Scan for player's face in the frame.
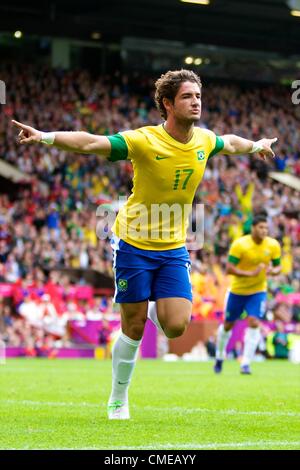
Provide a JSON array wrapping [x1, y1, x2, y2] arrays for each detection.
[[252, 222, 268, 240], [172, 81, 202, 123]]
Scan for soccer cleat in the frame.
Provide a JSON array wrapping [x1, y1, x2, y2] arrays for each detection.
[[107, 400, 130, 420], [240, 365, 252, 375], [213, 359, 223, 374]]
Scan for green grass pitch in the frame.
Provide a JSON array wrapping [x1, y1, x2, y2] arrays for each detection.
[[0, 359, 299, 450]]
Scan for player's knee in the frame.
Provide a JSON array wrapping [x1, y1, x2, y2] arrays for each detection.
[[126, 318, 147, 340], [248, 317, 259, 328], [224, 321, 234, 331], [164, 320, 188, 339]]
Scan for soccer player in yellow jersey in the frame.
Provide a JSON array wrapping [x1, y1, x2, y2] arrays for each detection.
[[214, 212, 281, 375], [12, 69, 277, 419]]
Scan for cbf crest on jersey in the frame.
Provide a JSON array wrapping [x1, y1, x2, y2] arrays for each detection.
[[118, 279, 128, 291], [197, 150, 205, 161]]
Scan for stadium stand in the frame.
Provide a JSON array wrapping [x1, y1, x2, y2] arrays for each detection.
[[0, 64, 299, 355]]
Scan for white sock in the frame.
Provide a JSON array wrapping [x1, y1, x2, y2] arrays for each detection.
[[241, 328, 261, 367], [216, 324, 232, 360], [109, 332, 141, 404], [147, 301, 164, 333]]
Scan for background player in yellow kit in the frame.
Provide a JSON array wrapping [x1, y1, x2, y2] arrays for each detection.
[[214, 212, 281, 375], [12, 69, 277, 419]]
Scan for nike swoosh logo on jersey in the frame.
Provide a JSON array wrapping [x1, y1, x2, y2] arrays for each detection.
[[156, 155, 170, 160]]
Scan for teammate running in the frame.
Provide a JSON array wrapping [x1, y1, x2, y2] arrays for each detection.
[[214, 212, 281, 375]]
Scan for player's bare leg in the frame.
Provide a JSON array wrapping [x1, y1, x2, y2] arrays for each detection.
[[240, 316, 260, 375], [108, 301, 148, 420], [156, 297, 192, 338], [214, 321, 235, 373]]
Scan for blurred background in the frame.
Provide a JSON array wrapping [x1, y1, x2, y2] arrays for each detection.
[[0, 0, 299, 362]]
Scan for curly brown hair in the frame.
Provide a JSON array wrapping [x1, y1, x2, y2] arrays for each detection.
[[154, 69, 202, 120]]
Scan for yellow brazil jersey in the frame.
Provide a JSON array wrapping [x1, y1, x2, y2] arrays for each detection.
[[107, 124, 224, 250], [235, 182, 254, 214], [228, 234, 281, 295]]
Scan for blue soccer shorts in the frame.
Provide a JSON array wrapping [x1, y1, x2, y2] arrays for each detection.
[[224, 291, 267, 322], [111, 236, 192, 303]]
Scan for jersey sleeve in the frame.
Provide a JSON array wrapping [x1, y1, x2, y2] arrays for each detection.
[[202, 129, 224, 160], [107, 129, 145, 162], [271, 240, 281, 266], [107, 133, 128, 162], [228, 239, 243, 265]]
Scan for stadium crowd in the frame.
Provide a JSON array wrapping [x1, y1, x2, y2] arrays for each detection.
[[0, 64, 299, 350]]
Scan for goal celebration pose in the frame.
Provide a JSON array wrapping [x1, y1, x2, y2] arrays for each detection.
[[13, 69, 277, 419]]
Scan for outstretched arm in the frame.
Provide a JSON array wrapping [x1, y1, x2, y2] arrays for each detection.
[[12, 120, 111, 157], [221, 134, 277, 160]]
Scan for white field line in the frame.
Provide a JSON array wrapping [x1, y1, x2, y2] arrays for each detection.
[[7, 440, 300, 450], [142, 405, 300, 418], [0, 399, 300, 418], [1, 399, 99, 408], [118, 440, 300, 450]]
